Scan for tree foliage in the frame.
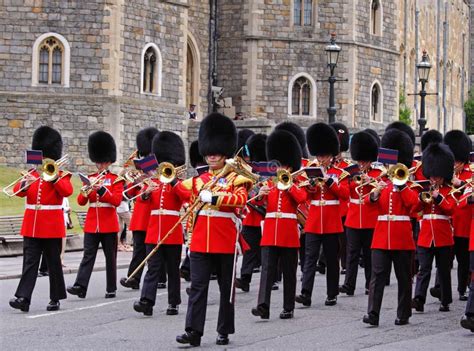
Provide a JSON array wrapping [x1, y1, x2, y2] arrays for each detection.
[[399, 86, 412, 126]]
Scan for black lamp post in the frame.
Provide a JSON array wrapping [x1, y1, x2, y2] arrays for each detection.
[[325, 34, 342, 123], [416, 50, 432, 136]]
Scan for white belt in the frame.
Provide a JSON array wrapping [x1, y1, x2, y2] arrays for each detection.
[[199, 210, 237, 220], [25, 204, 62, 210], [422, 214, 450, 221], [349, 198, 364, 205], [310, 200, 340, 206], [377, 215, 410, 222], [265, 212, 297, 220], [150, 209, 180, 216], [89, 203, 114, 208]]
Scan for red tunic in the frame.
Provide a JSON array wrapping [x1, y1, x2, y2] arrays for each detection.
[[304, 166, 349, 234], [451, 166, 472, 238], [145, 180, 186, 245], [333, 158, 351, 218], [458, 189, 474, 251], [15, 170, 73, 238], [77, 171, 124, 233], [260, 181, 307, 248], [345, 168, 383, 229], [126, 183, 152, 232], [242, 196, 266, 227], [369, 183, 418, 250], [175, 169, 252, 254], [414, 185, 455, 248]]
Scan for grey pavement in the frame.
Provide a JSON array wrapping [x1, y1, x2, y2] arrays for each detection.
[[0, 257, 473, 350]]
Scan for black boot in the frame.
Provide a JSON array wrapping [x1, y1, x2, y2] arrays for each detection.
[[325, 296, 337, 306], [176, 331, 201, 347], [133, 299, 153, 316], [362, 313, 379, 326], [46, 300, 60, 311], [251, 305, 270, 319], [411, 297, 424, 312], [157, 282, 166, 289], [439, 304, 450, 312], [295, 293, 312, 307], [67, 285, 86, 298], [430, 286, 441, 300], [395, 318, 409, 325], [166, 304, 179, 315], [460, 315, 474, 332], [459, 292, 468, 301], [235, 278, 250, 292], [180, 269, 191, 282], [279, 309, 294, 319], [105, 291, 116, 299], [216, 333, 229, 345], [9, 297, 30, 312], [339, 285, 354, 296], [120, 277, 139, 289]]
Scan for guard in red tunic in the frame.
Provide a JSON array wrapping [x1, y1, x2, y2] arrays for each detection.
[[340, 131, 381, 297], [363, 129, 418, 327], [67, 131, 124, 299], [175, 113, 253, 347], [439, 130, 472, 301], [120, 127, 159, 290], [251, 130, 307, 320], [330, 122, 351, 275], [133, 131, 187, 317], [275, 122, 310, 275], [412, 143, 455, 313], [236, 133, 267, 292], [459, 184, 474, 332], [180, 140, 207, 281], [296, 123, 349, 307], [9, 126, 73, 312]]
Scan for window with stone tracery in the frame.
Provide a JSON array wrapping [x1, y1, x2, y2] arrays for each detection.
[[294, 0, 313, 26], [143, 47, 157, 94], [38, 37, 64, 85], [291, 77, 311, 116]]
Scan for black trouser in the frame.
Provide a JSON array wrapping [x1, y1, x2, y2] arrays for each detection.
[[39, 254, 48, 273], [257, 246, 298, 312], [181, 249, 190, 273], [75, 233, 117, 293], [344, 228, 373, 291], [240, 226, 262, 283], [299, 232, 306, 273], [454, 237, 470, 295], [141, 244, 181, 305], [368, 249, 412, 320], [411, 219, 420, 275], [185, 252, 235, 336], [415, 245, 452, 305], [126, 231, 146, 281], [465, 252, 474, 316], [301, 233, 340, 298], [339, 217, 347, 270], [15, 237, 66, 302]]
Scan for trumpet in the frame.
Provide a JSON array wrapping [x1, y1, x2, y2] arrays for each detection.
[[80, 169, 108, 196], [2, 155, 69, 197]]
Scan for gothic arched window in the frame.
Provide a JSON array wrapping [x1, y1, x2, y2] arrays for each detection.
[[370, 0, 382, 36], [370, 82, 383, 122], [291, 77, 311, 116], [294, 0, 313, 26], [38, 37, 64, 85]]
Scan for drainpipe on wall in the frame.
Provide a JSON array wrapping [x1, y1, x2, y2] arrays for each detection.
[[403, 0, 407, 94], [414, 7, 419, 122], [208, 0, 218, 113], [443, 1, 448, 133], [436, 0, 441, 130]]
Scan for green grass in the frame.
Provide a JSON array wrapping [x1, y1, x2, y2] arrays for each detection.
[[0, 165, 87, 234]]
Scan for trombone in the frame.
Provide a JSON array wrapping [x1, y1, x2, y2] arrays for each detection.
[[114, 150, 142, 184], [276, 168, 308, 190], [80, 169, 108, 196], [2, 154, 69, 197], [125, 156, 258, 283]]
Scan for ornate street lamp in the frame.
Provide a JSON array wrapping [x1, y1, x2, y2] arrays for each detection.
[[416, 50, 432, 136], [324, 33, 343, 123]]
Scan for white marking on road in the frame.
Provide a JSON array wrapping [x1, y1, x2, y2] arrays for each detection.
[[27, 292, 168, 319]]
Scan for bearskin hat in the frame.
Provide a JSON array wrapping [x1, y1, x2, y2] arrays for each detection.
[[275, 121, 308, 158], [422, 142, 454, 181], [443, 130, 471, 163], [198, 113, 237, 158], [152, 131, 185, 166], [363, 128, 381, 146], [31, 126, 63, 161], [420, 129, 443, 152], [136, 127, 159, 157], [247, 133, 267, 162], [306, 122, 340, 157], [381, 129, 414, 168], [189, 140, 205, 168], [266, 130, 302, 171], [88, 131, 117, 163], [385, 121, 415, 145], [238, 129, 255, 150], [350, 131, 378, 162], [330, 122, 349, 152]]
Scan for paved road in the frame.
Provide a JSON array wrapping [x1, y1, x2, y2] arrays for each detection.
[[0, 261, 473, 350]]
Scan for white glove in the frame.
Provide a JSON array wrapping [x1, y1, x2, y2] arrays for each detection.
[[199, 190, 213, 203]]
